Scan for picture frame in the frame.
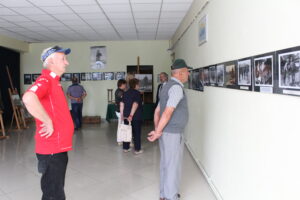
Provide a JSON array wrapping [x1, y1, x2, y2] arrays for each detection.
[[61, 73, 72, 82], [188, 70, 193, 89], [192, 68, 204, 91], [216, 64, 225, 87], [253, 52, 275, 93], [81, 73, 87, 81], [199, 14, 208, 46], [209, 65, 217, 86], [135, 74, 152, 92], [72, 73, 80, 83], [274, 46, 300, 96], [31, 74, 41, 82], [90, 46, 107, 70], [115, 72, 126, 80], [85, 72, 92, 81], [104, 72, 114, 80], [24, 74, 32, 85], [92, 72, 103, 81], [237, 57, 253, 91], [224, 61, 238, 89], [203, 67, 210, 86]]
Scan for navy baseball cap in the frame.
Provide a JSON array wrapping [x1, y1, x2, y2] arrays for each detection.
[[41, 46, 71, 62], [171, 59, 192, 70]]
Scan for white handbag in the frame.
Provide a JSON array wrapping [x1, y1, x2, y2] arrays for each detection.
[[117, 120, 132, 142]]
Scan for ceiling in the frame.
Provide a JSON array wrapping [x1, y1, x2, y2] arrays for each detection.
[[0, 0, 193, 43]]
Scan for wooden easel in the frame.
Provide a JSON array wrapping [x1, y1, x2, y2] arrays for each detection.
[[6, 66, 28, 130], [0, 109, 8, 140]]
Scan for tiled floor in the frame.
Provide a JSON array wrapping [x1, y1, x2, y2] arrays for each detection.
[[0, 121, 216, 200]]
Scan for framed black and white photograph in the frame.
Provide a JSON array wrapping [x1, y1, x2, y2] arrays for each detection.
[[104, 72, 114, 80], [90, 46, 107, 70], [209, 65, 216, 86], [192, 69, 204, 91], [24, 74, 32, 85], [92, 72, 103, 81], [254, 55, 273, 86], [216, 64, 224, 86], [61, 73, 72, 82], [237, 58, 252, 90], [135, 74, 152, 92], [32, 74, 41, 82], [72, 73, 80, 83], [115, 72, 126, 80], [199, 15, 208, 46], [238, 59, 252, 86], [188, 70, 193, 89], [274, 46, 300, 96], [278, 50, 300, 89], [85, 72, 92, 81], [224, 62, 237, 89], [203, 67, 210, 86], [253, 53, 274, 93], [81, 73, 86, 81]]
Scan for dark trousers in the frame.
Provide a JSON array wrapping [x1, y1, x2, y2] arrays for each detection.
[[36, 152, 68, 200], [123, 120, 142, 151], [71, 103, 83, 129]]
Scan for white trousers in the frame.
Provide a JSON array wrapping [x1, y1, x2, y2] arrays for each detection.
[[159, 132, 184, 200]]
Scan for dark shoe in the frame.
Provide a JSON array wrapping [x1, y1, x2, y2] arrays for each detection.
[[159, 194, 180, 200]]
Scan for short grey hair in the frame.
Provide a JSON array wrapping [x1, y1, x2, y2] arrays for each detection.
[[41, 47, 55, 68], [160, 72, 168, 79]]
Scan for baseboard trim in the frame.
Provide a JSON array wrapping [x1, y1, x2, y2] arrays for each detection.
[[185, 141, 224, 200]]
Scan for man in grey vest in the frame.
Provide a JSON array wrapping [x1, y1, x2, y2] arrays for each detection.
[[148, 59, 191, 200]]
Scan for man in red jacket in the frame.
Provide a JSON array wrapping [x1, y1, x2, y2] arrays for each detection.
[[23, 46, 74, 200]]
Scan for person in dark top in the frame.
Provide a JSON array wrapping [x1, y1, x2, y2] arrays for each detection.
[[115, 79, 127, 114], [67, 77, 87, 130], [120, 78, 143, 154], [155, 72, 168, 108]]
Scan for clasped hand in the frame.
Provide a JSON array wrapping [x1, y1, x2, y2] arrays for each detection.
[[147, 130, 162, 142]]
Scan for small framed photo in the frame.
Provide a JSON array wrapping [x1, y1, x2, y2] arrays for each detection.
[[72, 73, 80, 83], [188, 70, 193, 89], [192, 68, 204, 91], [224, 61, 238, 89], [81, 73, 86, 81], [61, 73, 72, 82], [86, 72, 92, 81], [92, 72, 103, 80], [274, 46, 300, 96], [115, 72, 126, 80], [199, 14, 208, 46], [237, 58, 252, 91], [216, 64, 225, 87], [209, 65, 217, 86], [32, 74, 41, 82], [24, 74, 32, 85], [104, 72, 114, 80], [253, 52, 274, 93], [203, 67, 210, 86]]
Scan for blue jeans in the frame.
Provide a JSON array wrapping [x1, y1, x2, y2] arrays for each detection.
[[71, 103, 83, 129], [36, 152, 68, 200]]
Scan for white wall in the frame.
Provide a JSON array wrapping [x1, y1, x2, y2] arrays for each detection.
[[173, 0, 300, 199], [21, 40, 171, 117]]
